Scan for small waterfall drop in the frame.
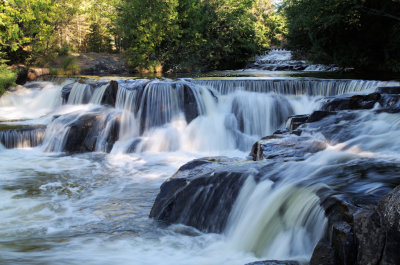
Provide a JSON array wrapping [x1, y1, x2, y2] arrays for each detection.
[[188, 78, 400, 96], [0, 128, 45, 148], [89, 84, 109, 105], [226, 177, 326, 260], [67, 83, 92, 104]]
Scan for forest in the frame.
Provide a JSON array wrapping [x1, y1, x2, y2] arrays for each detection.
[[1, 0, 400, 92]]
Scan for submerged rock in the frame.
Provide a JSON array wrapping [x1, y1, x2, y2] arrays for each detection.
[[250, 132, 326, 161]]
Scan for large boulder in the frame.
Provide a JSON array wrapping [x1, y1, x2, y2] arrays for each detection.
[[321, 93, 381, 111], [48, 110, 120, 153], [311, 185, 400, 265], [250, 132, 326, 161], [150, 157, 265, 233]]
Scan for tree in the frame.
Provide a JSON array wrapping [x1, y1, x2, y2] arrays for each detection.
[[283, 0, 400, 72]]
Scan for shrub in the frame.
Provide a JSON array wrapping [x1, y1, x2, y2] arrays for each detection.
[[0, 63, 16, 95]]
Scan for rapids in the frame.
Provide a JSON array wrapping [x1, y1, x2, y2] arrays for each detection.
[[0, 76, 399, 265]]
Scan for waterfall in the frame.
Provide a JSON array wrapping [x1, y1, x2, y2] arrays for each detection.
[[89, 83, 109, 105], [67, 83, 92, 104], [226, 177, 326, 260], [187, 78, 400, 96], [0, 127, 46, 148], [0, 81, 65, 120]]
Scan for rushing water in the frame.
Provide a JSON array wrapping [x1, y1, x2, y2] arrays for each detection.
[[0, 76, 399, 265]]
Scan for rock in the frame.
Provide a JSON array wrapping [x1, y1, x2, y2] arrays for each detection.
[[354, 206, 385, 265], [101, 80, 119, 107], [250, 133, 326, 161], [61, 83, 75, 103], [307, 111, 336, 123], [376, 86, 400, 94], [311, 185, 400, 265], [245, 260, 300, 265], [60, 111, 120, 153], [321, 93, 381, 111], [376, 185, 400, 265], [310, 240, 336, 265], [285, 114, 309, 130], [150, 157, 262, 233]]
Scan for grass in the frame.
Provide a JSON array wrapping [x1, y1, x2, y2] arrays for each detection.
[[0, 63, 16, 96]]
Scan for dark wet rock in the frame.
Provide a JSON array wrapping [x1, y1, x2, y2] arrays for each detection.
[[150, 157, 263, 233], [250, 133, 326, 161], [376, 86, 400, 94], [354, 206, 385, 265], [61, 83, 75, 103], [0, 126, 46, 148], [321, 93, 381, 111], [285, 114, 309, 130], [307, 111, 337, 123], [310, 240, 336, 265], [61, 111, 120, 153], [245, 260, 300, 265], [101, 80, 119, 107], [376, 185, 400, 265], [311, 185, 400, 265]]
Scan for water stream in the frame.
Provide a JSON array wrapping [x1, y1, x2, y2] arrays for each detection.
[[0, 76, 399, 264]]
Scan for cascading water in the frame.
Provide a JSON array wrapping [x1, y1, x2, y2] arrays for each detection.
[[89, 84, 109, 105], [0, 127, 45, 148], [0, 76, 399, 265], [67, 83, 92, 104], [187, 78, 398, 96]]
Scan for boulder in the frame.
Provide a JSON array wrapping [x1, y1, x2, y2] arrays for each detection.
[[309, 240, 336, 265], [101, 80, 119, 107], [250, 133, 326, 161], [376, 86, 400, 94], [59, 111, 120, 153], [150, 157, 263, 233], [307, 111, 336, 123], [321, 93, 381, 111], [376, 185, 400, 265], [311, 185, 400, 265], [285, 114, 309, 130]]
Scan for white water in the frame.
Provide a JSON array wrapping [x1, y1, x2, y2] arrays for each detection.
[[89, 84, 109, 104], [0, 78, 399, 265]]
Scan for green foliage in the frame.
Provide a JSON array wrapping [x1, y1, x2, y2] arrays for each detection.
[[0, 63, 16, 95], [118, 0, 283, 72], [283, 0, 400, 72], [85, 23, 113, 53]]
